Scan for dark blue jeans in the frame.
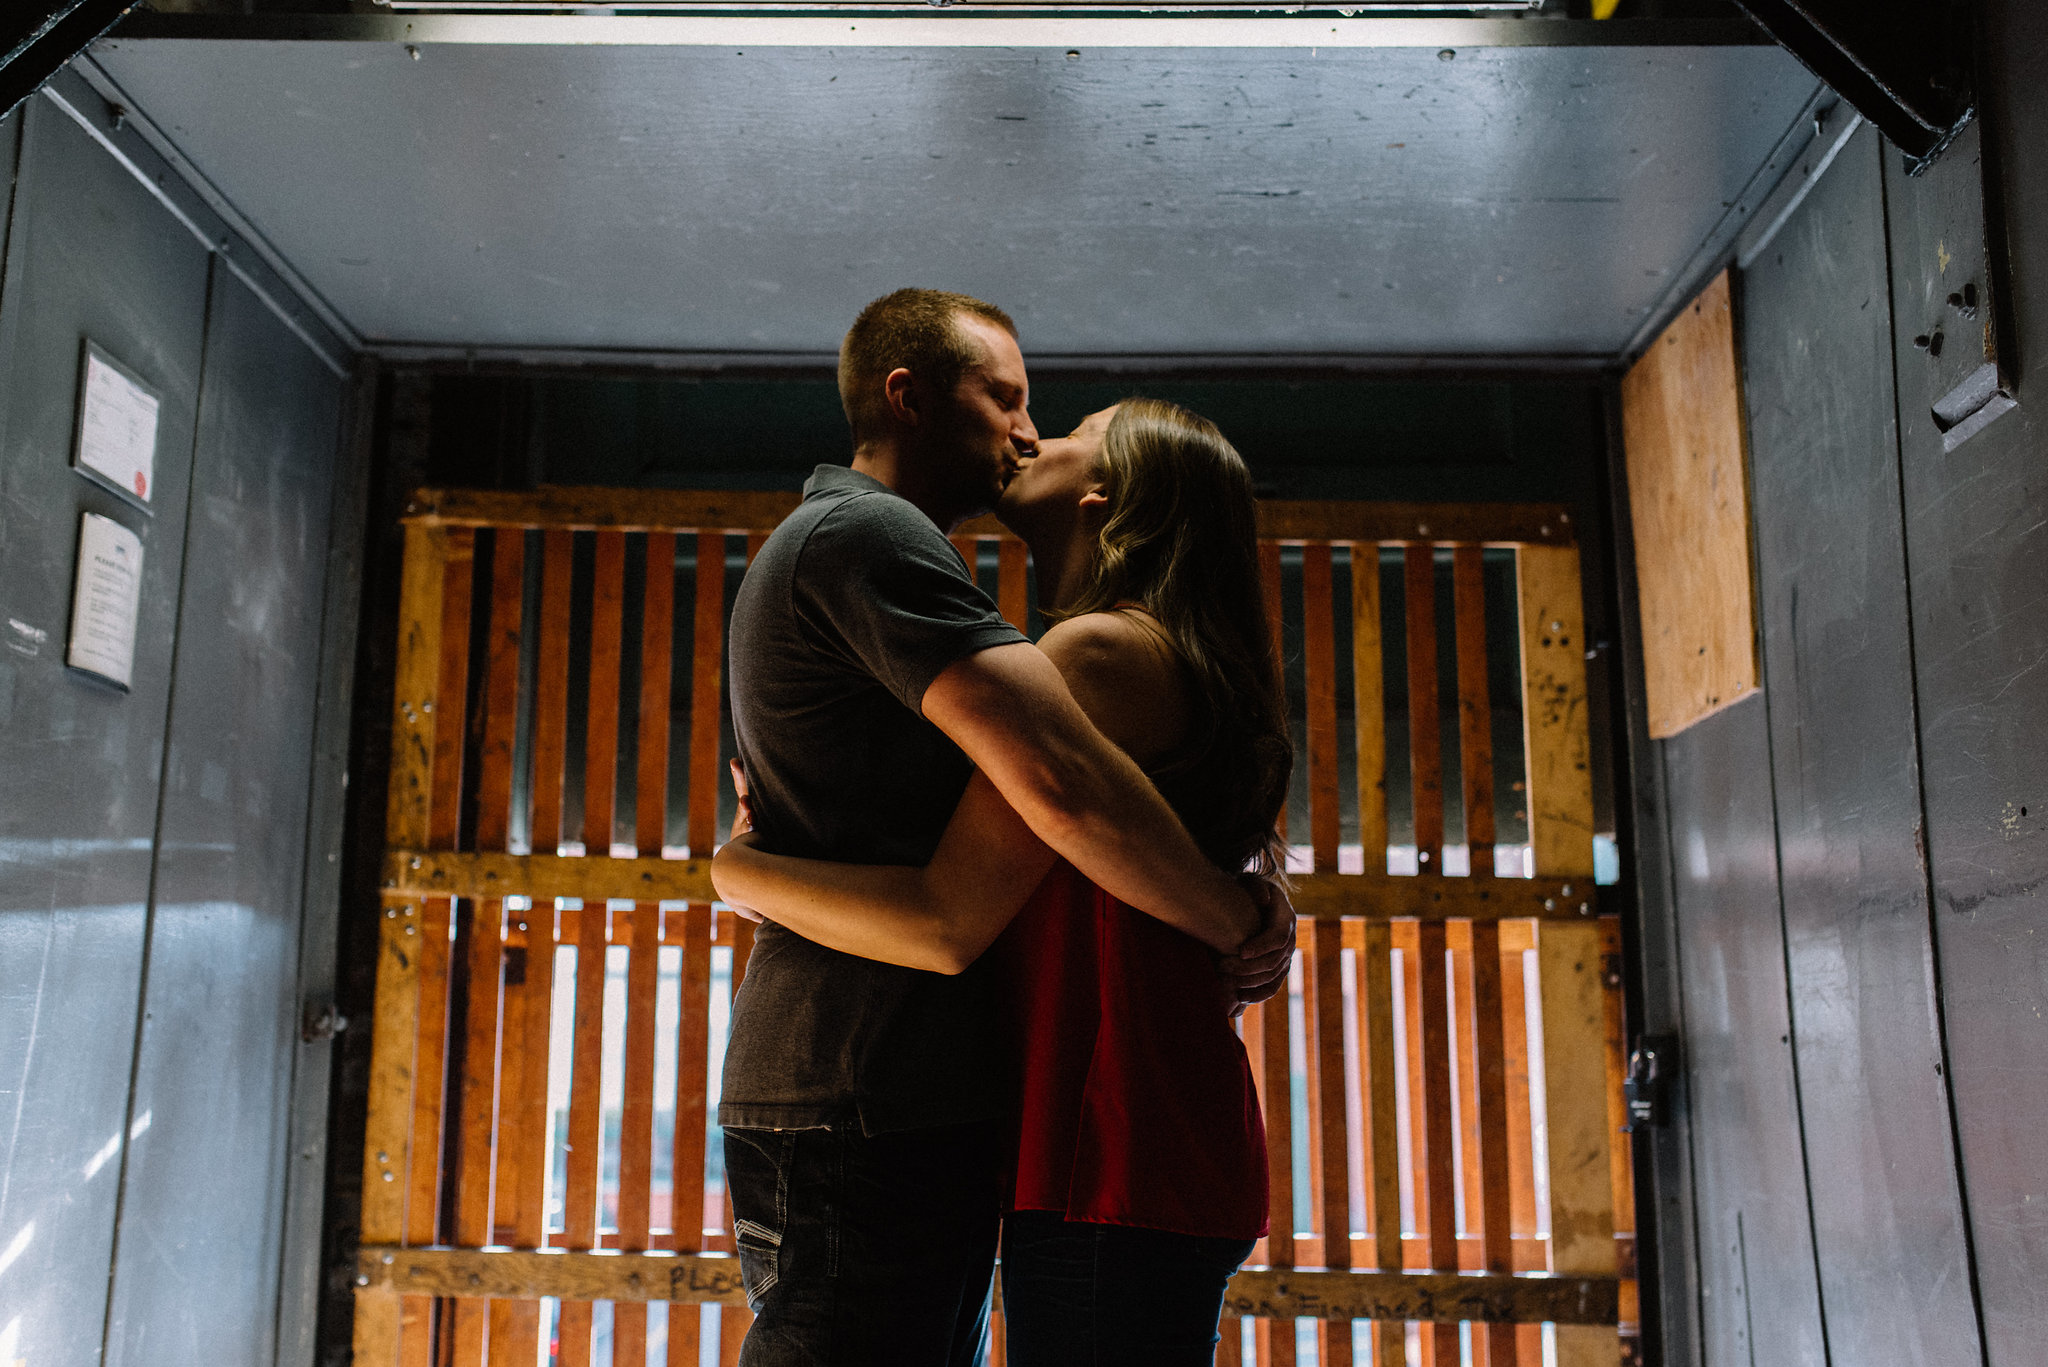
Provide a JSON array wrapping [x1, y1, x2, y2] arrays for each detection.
[[723, 1121, 1002, 1366], [999, 1210, 1256, 1366]]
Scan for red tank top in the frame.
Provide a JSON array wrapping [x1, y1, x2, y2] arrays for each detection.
[[994, 861, 1269, 1240]]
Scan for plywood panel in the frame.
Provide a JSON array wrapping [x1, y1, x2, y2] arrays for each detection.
[[1619, 269, 1760, 738]]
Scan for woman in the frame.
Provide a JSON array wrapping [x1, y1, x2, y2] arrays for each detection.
[[713, 398, 1291, 1363]]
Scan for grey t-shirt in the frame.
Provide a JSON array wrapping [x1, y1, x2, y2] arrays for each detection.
[[719, 464, 1029, 1135]]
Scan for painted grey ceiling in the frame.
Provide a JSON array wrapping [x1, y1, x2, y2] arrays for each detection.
[[89, 28, 1817, 359]]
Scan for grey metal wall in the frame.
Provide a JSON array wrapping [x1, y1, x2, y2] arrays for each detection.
[[0, 90, 360, 1367], [1627, 6, 2048, 1364]]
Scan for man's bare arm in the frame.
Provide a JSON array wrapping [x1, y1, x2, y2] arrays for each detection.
[[921, 640, 1258, 953]]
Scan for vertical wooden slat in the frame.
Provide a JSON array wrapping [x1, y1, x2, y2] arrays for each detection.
[[688, 532, 726, 859], [1450, 928, 1484, 1264], [360, 522, 458, 1367], [997, 536, 1029, 631], [668, 902, 712, 1367], [1358, 919, 1406, 1367], [450, 531, 525, 1365], [1453, 546, 1495, 880], [488, 530, 572, 1367], [618, 533, 674, 1367], [560, 532, 626, 1367], [1601, 914, 1638, 1356], [1453, 543, 1516, 1365], [1405, 544, 1459, 1366], [1255, 537, 1292, 1367], [1473, 928, 1517, 1367], [1261, 963, 1296, 1367], [1516, 545, 1595, 882], [1302, 544, 1341, 871], [1517, 544, 1616, 1367], [1404, 544, 1444, 871], [1352, 544, 1388, 873]]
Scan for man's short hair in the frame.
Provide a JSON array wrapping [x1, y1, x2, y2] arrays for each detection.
[[838, 288, 1018, 445]]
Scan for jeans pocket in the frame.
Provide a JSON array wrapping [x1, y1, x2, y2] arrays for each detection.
[[734, 1217, 783, 1307]]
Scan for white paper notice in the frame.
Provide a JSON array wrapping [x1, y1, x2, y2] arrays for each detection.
[[76, 349, 161, 505], [67, 513, 145, 689]]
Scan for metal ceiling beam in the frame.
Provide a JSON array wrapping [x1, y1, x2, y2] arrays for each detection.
[[2, 0, 139, 121], [1732, 0, 1975, 170]]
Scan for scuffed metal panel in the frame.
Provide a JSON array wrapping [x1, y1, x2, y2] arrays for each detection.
[[1661, 699, 1825, 1367], [87, 37, 1817, 357], [1888, 3, 2048, 1359], [1741, 124, 1981, 1367], [100, 267, 344, 1367], [0, 98, 211, 1367]]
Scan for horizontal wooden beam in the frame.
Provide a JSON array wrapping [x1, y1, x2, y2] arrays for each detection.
[[385, 850, 716, 902], [1287, 871, 1598, 922], [1255, 499, 1575, 548], [385, 851, 1598, 921], [357, 1246, 748, 1306], [355, 1246, 1616, 1324], [1223, 1266, 1618, 1325], [401, 486, 1574, 547]]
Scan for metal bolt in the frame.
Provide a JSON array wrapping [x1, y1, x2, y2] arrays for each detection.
[[357, 1274, 371, 1286], [1543, 898, 1556, 911], [1580, 901, 1591, 915], [1561, 883, 1573, 896], [386, 908, 397, 918], [382, 1171, 395, 1182], [404, 924, 416, 936]]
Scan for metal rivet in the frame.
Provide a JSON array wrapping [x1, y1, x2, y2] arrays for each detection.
[[377, 1150, 388, 1162], [386, 908, 397, 918], [404, 925, 416, 936], [1561, 883, 1573, 896], [406, 43, 422, 59], [1438, 48, 1456, 61], [383, 1253, 396, 1264], [382, 1171, 395, 1182], [411, 856, 423, 868], [1580, 902, 1591, 915], [357, 1274, 371, 1286], [1543, 898, 1556, 910]]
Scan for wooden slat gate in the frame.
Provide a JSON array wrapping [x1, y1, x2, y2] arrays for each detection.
[[352, 487, 1631, 1367]]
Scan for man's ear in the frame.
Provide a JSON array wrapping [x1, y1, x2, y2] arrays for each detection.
[[1078, 487, 1110, 518], [882, 367, 921, 427]]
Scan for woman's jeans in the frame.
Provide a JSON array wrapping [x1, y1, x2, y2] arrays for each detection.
[[1000, 1209, 1256, 1366]]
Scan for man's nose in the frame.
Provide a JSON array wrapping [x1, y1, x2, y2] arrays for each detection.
[[1012, 412, 1039, 450]]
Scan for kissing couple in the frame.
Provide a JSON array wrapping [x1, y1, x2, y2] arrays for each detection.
[[710, 287, 1299, 1366]]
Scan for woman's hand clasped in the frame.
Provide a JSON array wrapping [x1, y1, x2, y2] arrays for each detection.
[[715, 759, 766, 923], [1217, 874, 1296, 1017]]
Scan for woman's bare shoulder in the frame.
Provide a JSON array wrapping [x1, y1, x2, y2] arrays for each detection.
[[1038, 611, 1190, 760]]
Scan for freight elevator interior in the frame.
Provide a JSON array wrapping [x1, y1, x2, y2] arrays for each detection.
[[0, 5, 2044, 1367]]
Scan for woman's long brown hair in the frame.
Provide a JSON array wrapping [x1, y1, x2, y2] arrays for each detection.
[[1049, 398, 1292, 878]]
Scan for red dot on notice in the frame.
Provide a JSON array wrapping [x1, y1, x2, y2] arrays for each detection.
[[134, 472, 147, 496]]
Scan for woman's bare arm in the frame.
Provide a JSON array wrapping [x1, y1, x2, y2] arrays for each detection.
[[709, 610, 1247, 972]]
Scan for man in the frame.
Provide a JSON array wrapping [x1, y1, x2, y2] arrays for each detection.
[[720, 288, 1292, 1364]]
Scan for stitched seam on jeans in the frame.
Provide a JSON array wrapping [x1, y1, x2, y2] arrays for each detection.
[[735, 1219, 782, 1248]]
